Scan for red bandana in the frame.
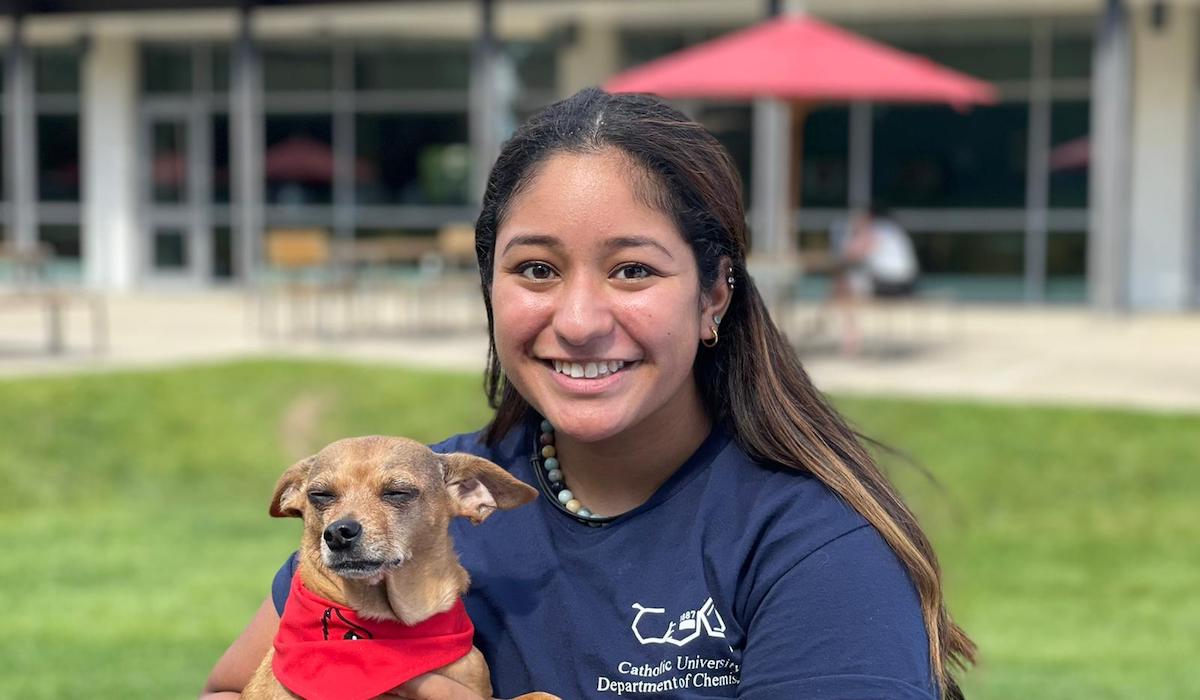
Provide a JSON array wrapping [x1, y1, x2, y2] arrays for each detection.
[[273, 572, 476, 700]]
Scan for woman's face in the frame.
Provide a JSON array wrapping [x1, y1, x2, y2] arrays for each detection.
[[491, 150, 727, 444]]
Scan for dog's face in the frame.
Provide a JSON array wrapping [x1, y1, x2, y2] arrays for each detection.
[[269, 436, 536, 581]]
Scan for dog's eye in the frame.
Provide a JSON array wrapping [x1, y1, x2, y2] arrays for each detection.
[[307, 491, 335, 507], [383, 489, 418, 506]]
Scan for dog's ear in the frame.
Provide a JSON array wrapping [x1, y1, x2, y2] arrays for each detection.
[[441, 452, 537, 524], [270, 455, 317, 518]]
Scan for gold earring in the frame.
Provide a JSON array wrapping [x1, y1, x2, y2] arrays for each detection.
[[702, 324, 719, 348]]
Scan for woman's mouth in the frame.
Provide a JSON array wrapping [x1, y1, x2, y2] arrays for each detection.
[[550, 359, 628, 379]]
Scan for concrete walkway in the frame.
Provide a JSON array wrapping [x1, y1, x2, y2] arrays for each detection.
[[1, 290, 1197, 413]]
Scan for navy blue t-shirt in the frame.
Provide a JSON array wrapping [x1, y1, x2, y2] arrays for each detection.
[[272, 420, 934, 699]]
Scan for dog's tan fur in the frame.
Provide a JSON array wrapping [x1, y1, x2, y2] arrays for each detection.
[[242, 436, 557, 700]]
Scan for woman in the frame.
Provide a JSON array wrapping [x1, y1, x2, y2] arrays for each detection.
[[203, 88, 973, 699]]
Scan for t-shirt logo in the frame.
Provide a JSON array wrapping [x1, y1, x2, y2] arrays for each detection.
[[595, 597, 740, 694], [630, 598, 727, 647]]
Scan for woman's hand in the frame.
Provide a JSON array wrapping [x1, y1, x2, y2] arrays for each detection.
[[383, 673, 491, 700]]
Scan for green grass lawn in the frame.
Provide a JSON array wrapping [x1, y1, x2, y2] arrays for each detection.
[[1, 359, 1196, 699]]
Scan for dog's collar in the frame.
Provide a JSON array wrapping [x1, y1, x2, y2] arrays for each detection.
[[273, 572, 475, 700]]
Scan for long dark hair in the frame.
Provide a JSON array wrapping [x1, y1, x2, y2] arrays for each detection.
[[474, 87, 975, 697]]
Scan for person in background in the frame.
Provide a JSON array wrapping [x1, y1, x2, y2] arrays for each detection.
[[831, 203, 920, 355]]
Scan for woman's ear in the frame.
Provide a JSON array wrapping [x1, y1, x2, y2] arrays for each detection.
[[699, 256, 734, 343]]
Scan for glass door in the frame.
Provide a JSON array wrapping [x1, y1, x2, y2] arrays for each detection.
[[141, 108, 215, 285]]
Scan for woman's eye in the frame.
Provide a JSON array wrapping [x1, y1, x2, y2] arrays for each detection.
[[614, 263, 653, 280], [519, 263, 556, 281]]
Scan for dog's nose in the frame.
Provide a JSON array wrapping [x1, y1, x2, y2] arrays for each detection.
[[323, 518, 362, 551]]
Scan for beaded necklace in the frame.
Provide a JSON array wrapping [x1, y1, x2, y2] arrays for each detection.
[[533, 419, 614, 526]]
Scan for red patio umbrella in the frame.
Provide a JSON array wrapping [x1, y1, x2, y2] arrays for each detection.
[[605, 15, 996, 105], [605, 14, 997, 268]]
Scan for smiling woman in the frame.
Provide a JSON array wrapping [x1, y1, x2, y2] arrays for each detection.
[[203, 88, 974, 700]]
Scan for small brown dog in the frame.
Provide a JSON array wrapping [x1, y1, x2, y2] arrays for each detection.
[[243, 436, 558, 700]]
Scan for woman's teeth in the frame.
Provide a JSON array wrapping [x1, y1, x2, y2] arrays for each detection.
[[552, 359, 626, 379]]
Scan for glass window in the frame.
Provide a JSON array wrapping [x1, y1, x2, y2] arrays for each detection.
[[39, 224, 81, 260], [1049, 99, 1089, 208], [1047, 231, 1087, 277], [801, 107, 849, 207], [1047, 231, 1086, 276], [153, 227, 188, 270], [212, 45, 231, 92], [355, 114, 470, 206], [354, 43, 471, 91], [151, 120, 188, 204], [888, 37, 1031, 82], [265, 114, 334, 205], [872, 103, 1029, 207], [213, 225, 233, 279], [914, 231, 1024, 275], [616, 27, 731, 70], [38, 114, 80, 202], [852, 20, 1033, 82], [1046, 231, 1087, 302], [35, 46, 81, 94], [1052, 34, 1092, 80], [143, 45, 193, 94], [505, 40, 558, 92], [699, 105, 753, 205], [618, 29, 689, 70], [913, 230, 1026, 301], [212, 114, 230, 204], [264, 45, 334, 92]]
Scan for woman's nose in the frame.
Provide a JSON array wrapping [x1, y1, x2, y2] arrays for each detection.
[[553, 274, 615, 347]]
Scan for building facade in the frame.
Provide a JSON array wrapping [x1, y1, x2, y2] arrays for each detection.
[[0, 0, 1195, 311]]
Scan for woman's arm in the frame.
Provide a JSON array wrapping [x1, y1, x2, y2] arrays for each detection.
[[199, 596, 280, 699]]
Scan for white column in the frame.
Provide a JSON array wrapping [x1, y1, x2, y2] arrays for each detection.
[[470, 0, 507, 203], [1127, 2, 1198, 310], [557, 20, 619, 97], [751, 99, 791, 257], [233, 6, 264, 283], [82, 33, 139, 291], [1088, 0, 1134, 311], [748, 98, 794, 314], [5, 16, 36, 253]]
